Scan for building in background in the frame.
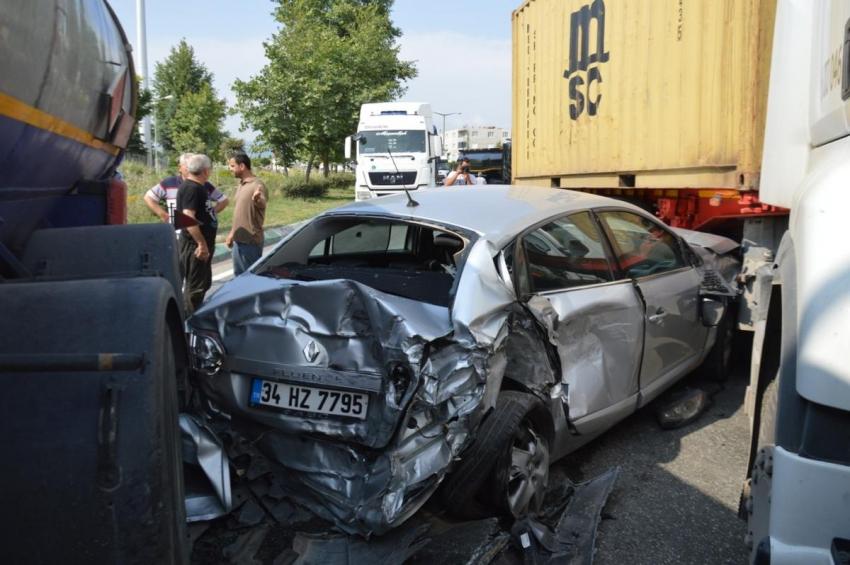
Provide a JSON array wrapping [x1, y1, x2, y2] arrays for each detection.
[[444, 126, 510, 162]]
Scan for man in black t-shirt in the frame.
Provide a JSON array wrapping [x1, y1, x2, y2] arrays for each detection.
[[176, 153, 217, 314]]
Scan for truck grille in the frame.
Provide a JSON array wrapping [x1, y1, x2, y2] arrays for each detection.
[[368, 172, 417, 186]]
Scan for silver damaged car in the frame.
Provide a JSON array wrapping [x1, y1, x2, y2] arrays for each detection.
[[187, 186, 737, 536]]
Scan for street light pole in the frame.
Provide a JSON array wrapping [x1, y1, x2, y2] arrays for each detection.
[[434, 111, 461, 137], [136, 0, 152, 168], [152, 94, 174, 174]]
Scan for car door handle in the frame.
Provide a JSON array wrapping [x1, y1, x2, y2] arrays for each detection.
[[648, 308, 668, 324]]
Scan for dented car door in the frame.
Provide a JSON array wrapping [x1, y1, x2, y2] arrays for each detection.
[[515, 212, 644, 447], [597, 211, 708, 403]]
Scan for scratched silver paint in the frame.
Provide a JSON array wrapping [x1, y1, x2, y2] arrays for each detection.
[[189, 237, 531, 535], [187, 188, 741, 536]]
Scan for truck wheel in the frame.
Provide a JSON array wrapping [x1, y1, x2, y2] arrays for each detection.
[[438, 391, 550, 519], [0, 278, 187, 564], [155, 323, 188, 563]]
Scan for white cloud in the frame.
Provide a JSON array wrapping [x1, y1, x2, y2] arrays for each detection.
[[398, 31, 512, 132], [141, 30, 512, 145]]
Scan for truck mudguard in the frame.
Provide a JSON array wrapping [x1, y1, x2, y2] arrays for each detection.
[[0, 276, 187, 564], [20, 223, 183, 306]]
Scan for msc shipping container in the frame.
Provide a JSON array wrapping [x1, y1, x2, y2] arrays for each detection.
[[511, 0, 781, 231]]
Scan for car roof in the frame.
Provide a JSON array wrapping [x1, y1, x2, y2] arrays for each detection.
[[321, 185, 643, 246]]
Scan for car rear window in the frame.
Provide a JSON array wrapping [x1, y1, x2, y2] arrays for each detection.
[[257, 217, 467, 307]]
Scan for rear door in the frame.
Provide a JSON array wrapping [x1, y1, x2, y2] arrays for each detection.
[[515, 211, 644, 433], [597, 210, 707, 401]]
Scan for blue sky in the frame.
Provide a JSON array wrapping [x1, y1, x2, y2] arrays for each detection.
[[109, 0, 518, 143]]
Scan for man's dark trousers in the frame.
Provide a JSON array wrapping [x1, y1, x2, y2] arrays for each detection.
[[179, 233, 215, 314]]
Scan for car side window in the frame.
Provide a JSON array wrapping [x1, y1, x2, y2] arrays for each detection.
[[521, 212, 614, 293], [598, 211, 686, 278]]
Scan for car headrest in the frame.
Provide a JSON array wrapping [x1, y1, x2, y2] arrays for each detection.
[[567, 239, 590, 258], [434, 233, 464, 251]]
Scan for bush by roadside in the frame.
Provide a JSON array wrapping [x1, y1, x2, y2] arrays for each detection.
[[279, 172, 354, 199], [121, 159, 354, 235]]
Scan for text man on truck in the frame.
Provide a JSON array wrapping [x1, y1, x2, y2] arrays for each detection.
[[0, 1, 187, 562]]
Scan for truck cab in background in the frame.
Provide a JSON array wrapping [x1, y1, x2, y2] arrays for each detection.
[[345, 102, 442, 201], [743, 0, 850, 562]]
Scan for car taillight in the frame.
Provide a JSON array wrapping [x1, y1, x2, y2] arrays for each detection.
[[107, 176, 128, 225], [388, 362, 412, 404]]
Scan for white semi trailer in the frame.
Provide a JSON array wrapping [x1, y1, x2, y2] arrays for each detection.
[[345, 102, 443, 201], [742, 1, 850, 562]]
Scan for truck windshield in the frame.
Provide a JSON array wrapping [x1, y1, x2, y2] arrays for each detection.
[[358, 130, 427, 154]]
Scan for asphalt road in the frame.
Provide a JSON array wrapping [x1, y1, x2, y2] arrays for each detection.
[[557, 359, 752, 565]]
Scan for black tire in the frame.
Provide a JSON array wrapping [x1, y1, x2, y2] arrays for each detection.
[[157, 323, 189, 564], [438, 391, 550, 519], [699, 305, 735, 381]]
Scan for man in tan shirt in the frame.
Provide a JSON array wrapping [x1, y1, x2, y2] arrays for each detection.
[[226, 152, 268, 275]]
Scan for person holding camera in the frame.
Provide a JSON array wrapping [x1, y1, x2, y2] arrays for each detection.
[[444, 156, 478, 186]]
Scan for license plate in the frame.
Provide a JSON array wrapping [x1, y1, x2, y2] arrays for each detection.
[[250, 379, 369, 420]]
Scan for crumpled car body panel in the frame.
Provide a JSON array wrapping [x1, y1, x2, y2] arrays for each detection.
[[192, 274, 454, 450], [190, 238, 514, 535], [187, 190, 741, 536]]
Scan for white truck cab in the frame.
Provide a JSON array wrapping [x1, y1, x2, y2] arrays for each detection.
[[744, 1, 850, 563], [345, 102, 442, 201]]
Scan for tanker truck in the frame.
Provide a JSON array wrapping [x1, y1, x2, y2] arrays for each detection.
[[512, 0, 850, 561], [0, 1, 186, 562]]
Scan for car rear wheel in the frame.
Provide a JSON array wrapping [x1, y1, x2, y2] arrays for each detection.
[[491, 412, 550, 517], [438, 391, 550, 519]]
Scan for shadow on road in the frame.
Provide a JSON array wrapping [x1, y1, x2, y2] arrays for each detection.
[[556, 345, 752, 565]]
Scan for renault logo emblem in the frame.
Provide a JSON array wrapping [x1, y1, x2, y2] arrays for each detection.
[[303, 341, 320, 363]]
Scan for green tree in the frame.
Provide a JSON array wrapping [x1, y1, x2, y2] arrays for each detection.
[[168, 84, 227, 155], [152, 40, 227, 155], [234, 0, 415, 180], [219, 136, 246, 163]]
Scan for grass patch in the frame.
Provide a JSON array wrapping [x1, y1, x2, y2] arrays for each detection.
[[123, 161, 353, 241]]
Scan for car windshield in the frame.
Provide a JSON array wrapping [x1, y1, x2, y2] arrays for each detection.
[[255, 217, 468, 307], [358, 130, 427, 154]]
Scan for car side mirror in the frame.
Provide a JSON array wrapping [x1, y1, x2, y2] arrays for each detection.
[[700, 297, 726, 327], [430, 133, 443, 159], [344, 136, 352, 160]]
